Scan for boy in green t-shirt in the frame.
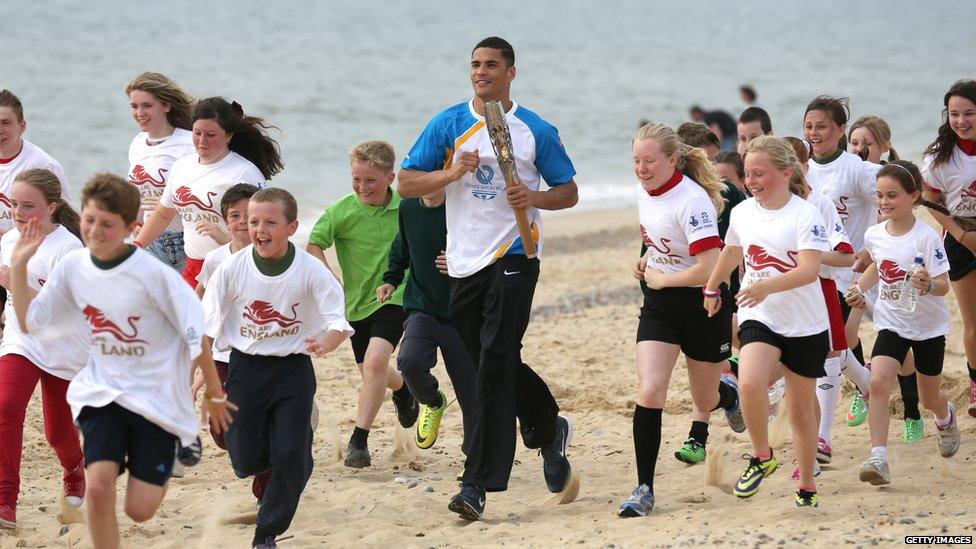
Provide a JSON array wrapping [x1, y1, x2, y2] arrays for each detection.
[[307, 140, 417, 468]]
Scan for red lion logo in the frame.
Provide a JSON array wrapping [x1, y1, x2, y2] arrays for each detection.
[[961, 180, 976, 199], [878, 259, 908, 284], [835, 195, 850, 221], [128, 165, 167, 188], [640, 226, 682, 260], [746, 245, 798, 273], [173, 186, 218, 213], [243, 301, 302, 328], [83, 305, 147, 344], [0, 194, 11, 208]]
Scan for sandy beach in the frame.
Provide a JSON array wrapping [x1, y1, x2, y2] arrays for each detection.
[[3, 205, 975, 548]]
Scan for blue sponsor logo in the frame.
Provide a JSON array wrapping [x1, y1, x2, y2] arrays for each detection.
[[468, 165, 500, 200], [834, 222, 844, 233], [701, 211, 711, 223], [936, 248, 945, 260], [689, 215, 699, 227], [811, 225, 826, 238]]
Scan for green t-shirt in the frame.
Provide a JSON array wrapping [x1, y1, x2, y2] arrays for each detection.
[[308, 190, 406, 321]]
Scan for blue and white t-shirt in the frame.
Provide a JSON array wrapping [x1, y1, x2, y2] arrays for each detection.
[[402, 100, 576, 277]]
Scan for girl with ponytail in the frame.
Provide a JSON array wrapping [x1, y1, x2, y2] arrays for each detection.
[[137, 97, 278, 287], [0, 168, 88, 528], [618, 123, 743, 517]]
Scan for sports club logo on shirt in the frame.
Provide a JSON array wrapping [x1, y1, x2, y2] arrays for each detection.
[[935, 248, 945, 261], [173, 186, 219, 213], [0, 193, 11, 208], [961, 180, 976, 199], [128, 165, 168, 188], [241, 300, 303, 340], [84, 305, 148, 357], [640, 226, 683, 265], [745, 244, 798, 273], [464, 164, 500, 200], [878, 259, 908, 285], [834, 221, 845, 234], [835, 195, 850, 222], [811, 224, 827, 239]]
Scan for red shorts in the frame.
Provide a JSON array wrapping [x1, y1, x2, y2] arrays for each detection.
[[182, 257, 204, 288], [819, 277, 848, 352]]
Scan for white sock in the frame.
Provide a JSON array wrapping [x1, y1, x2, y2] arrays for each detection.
[[840, 349, 871, 396], [935, 403, 954, 428], [816, 357, 842, 443], [870, 445, 888, 459]]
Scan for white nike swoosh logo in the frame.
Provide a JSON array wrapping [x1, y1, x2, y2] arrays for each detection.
[[478, 498, 486, 507], [503, 270, 520, 276]]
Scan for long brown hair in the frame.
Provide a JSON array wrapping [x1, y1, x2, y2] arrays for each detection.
[[923, 80, 976, 168], [13, 169, 81, 238], [124, 72, 195, 130]]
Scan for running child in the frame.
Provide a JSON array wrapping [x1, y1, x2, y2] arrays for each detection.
[[617, 123, 743, 517], [203, 187, 353, 549], [716, 151, 745, 192], [376, 187, 478, 453], [921, 79, 976, 418], [138, 97, 279, 287], [849, 160, 961, 485], [704, 136, 830, 508], [736, 106, 773, 155], [9, 173, 233, 549], [306, 140, 417, 468], [0, 169, 87, 529], [124, 72, 196, 271]]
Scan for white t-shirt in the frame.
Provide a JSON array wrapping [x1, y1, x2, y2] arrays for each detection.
[[401, 100, 577, 278], [203, 244, 354, 356], [807, 191, 854, 282], [127, 129, 194, 232], [0, 225, 89, 379], [806, 151, 880, 252], [726, 195, 830, 337], [0, 139, 71, 235], [159, 151, 264, 260], [196, 242, 236, 362], [921, 146, 976, 218], [863, 219, 951, 340], [637, 173, 722, 280], [25, 247, 205, 445]]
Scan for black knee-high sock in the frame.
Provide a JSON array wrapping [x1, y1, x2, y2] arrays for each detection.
[[688, 420, 709, 445], [852, 341, 865, 366], [969, 362, 976, 382], [714, 380, 737, 411], [898, 373, 921, 420], [634, 405, 662, 491]]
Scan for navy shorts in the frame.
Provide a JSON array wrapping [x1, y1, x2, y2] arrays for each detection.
[[738, 320, 829, 378], [637, 285, 733, 363], [349, 304, 407, 363], [77, 402, 178, 486]]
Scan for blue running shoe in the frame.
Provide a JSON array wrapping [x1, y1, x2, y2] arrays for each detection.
[[617, 484, 654, 517], [448, 484, 485, 521], [721, 374, 746, 433], [540, 415, 573, 492]]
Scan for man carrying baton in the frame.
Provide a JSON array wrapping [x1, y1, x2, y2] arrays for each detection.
[[398, 36, 579, 520]]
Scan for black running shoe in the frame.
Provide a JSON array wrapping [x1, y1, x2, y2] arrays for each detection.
[[177, 436, 203, 467], [392, 388, 419, 428], [540, 415, 573, 493], [448, 484, 485, 521], [344, 441, 371, 468]]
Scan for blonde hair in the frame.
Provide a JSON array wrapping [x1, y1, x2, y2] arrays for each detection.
[[13, 169, 81, 238], [744, 136, 809, 199], [634, 123, 725, 214], [349, 140, 395, 173], [849, 115, 898, 162], [124, 72, 195, 130]]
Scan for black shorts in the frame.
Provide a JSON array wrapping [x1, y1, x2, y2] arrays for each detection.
[[872, 330, 946, 376], [637, 285, 733, 363], [77, 402, 178, 487], [349, 304, 407, 363], [738, 320, 829, 378], [944, 232, 976, 281], [836, 289, 852, 323]]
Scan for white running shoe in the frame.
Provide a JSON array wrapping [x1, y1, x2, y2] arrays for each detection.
[[859, 454, 891, 485], [936, 403, 961, 458]]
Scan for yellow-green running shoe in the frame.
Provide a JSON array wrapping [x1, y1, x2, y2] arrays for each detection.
[[847, 392, 868, 426], [416, 390, 449, 449], [734, 452, 777, 498], [903, 417, 923, 444], [794, 488, 819, 508]]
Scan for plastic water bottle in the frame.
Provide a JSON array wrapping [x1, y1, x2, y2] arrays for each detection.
[[895, 252, 925, 313]]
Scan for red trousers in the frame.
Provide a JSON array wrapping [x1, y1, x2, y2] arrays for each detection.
[[182, 257, 204, 288], [0, 354, 83, 506]]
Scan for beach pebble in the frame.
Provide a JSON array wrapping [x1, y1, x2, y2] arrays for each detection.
[[408, 482, 418, 489], [394, 477, 409, 484], [899, 517, 915, 525], [423, 486, 434, 493], [916, 512, 929, 518], [59, 526, 69, 536], [430, 476, 443, 481]]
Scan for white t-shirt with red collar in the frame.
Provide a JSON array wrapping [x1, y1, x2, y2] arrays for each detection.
[[159, 151, 265, 260], [0, 225, 89, 379], [806, 150, 880, 253], [24, 247, 205, 445], [0, 139, 71, 235], [863, 218, 951, 340], [637, 170, 722, 281], [128, 129, 194, 232], [726, 194, 830, 337], [921, 141, 976, 218]]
